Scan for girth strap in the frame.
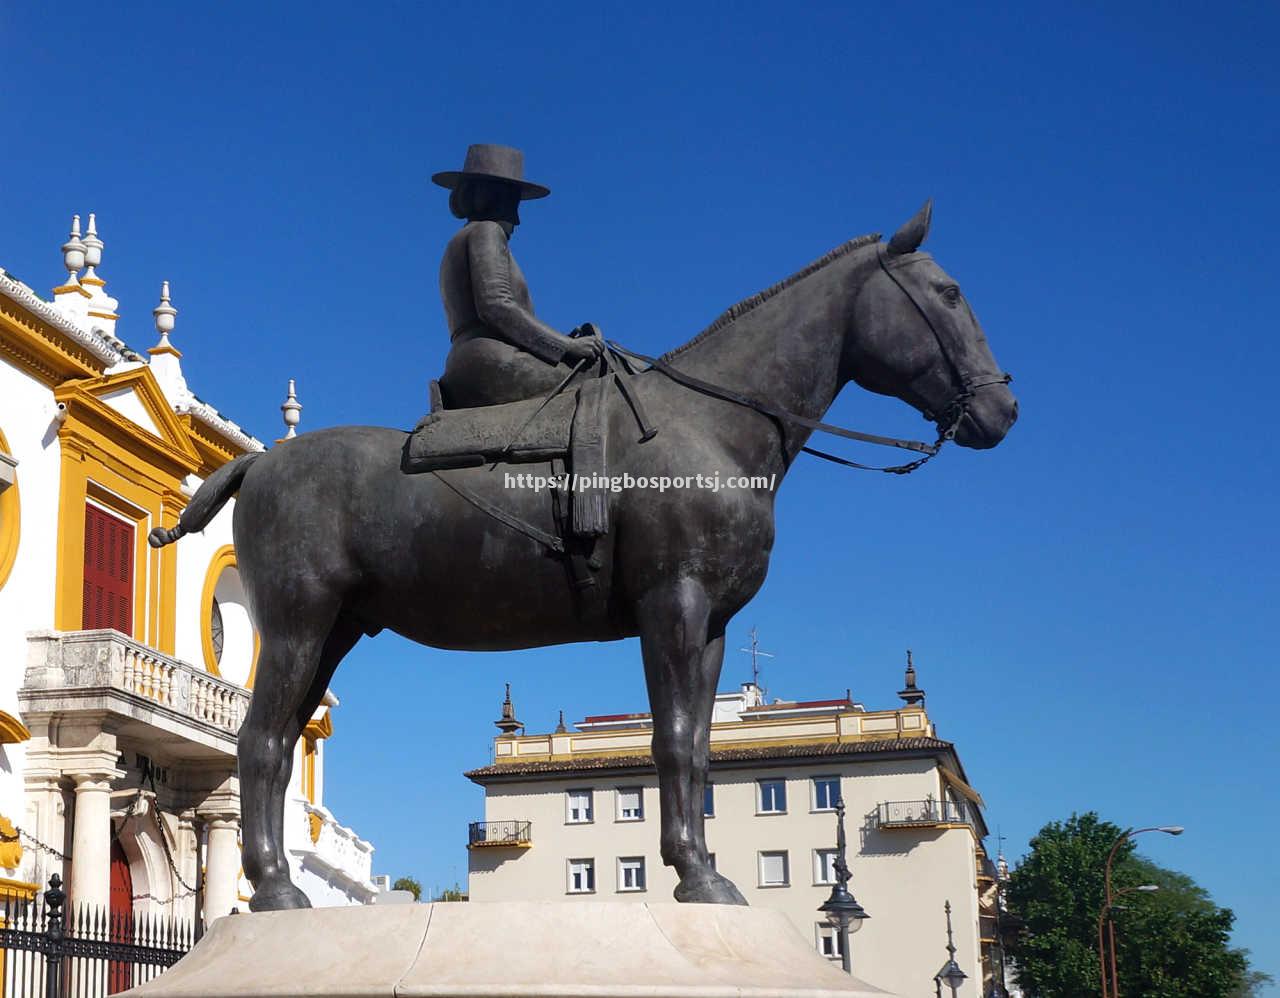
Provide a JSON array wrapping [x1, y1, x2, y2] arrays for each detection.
[[431, 471, 565, 553]]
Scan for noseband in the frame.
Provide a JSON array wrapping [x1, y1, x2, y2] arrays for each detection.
[[876, 246, 1012, 444]]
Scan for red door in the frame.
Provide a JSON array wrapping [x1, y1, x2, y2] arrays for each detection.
[[83, 506, 134, 635], [108, 840, 134, 994]]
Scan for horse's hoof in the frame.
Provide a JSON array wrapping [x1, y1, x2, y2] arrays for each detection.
[[248, 882, 312, 912], [674, 872, 748, 906]]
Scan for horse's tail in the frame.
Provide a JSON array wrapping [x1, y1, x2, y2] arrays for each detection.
[[147, 452, 263, 548]]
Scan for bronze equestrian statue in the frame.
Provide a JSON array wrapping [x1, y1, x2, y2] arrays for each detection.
[[150, 147, 1018, 912]]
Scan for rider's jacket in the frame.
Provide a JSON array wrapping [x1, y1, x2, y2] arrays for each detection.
[[439, 220, 565, 365]]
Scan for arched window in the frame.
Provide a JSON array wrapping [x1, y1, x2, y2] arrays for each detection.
[[201, 547, 257, 686]]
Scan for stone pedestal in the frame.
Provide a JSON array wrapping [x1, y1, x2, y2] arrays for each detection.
[[129, 901, 896, 997]]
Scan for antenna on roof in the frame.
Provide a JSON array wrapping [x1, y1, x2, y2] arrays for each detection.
[[737, 627, 775, 701]]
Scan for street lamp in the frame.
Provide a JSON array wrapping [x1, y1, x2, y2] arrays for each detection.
[[817, 798, 869, 974], [1099, 826, 1183, 998], [933, 901, 967, 998]]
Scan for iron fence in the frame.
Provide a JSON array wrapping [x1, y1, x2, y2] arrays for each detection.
[[467, 820, 532, 848], [876, 799, 969, 828], [0, 876, 193, 998]]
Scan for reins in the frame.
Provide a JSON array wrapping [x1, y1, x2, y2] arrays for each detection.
[[605, 341, 946, 475], [600, 246, 1012, 476]]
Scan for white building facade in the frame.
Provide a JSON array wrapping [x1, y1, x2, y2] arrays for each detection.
[[467, 676, 1009, 998], [0, 215, 377, 929]]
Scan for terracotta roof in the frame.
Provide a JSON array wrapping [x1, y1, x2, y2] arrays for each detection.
[[465, 736, 953, 782]]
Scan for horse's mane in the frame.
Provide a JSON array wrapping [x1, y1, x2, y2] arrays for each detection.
[[661, 232, 882, 361]]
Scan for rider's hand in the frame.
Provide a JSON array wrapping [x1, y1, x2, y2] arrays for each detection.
[[563, 335, 604, 364]]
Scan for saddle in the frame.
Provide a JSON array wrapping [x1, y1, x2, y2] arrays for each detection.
[[403, 358, 655, 541]]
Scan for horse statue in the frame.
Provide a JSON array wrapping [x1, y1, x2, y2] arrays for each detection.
[[150, 201, 1017, 911]]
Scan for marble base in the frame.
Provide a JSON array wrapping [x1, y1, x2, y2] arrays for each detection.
[[128, 901, 894, 998]]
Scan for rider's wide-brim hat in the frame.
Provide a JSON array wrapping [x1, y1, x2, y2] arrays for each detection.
[[431, 144, 550, 200]]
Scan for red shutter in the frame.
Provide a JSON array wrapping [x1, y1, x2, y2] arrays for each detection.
[[83, 505, 134, 635]]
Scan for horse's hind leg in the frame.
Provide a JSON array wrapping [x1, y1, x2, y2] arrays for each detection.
[[239, 608, 362, 912], [637, 578, 746, 905]]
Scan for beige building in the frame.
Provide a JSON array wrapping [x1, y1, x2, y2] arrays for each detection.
[[466, 666, 1006, 998]]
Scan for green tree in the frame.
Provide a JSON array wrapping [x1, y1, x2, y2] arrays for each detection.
[[432, 882, 467, 902], [1005, 813, 1260, 998], [392, 876, 422, 900]]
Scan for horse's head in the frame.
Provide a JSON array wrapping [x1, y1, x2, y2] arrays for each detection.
[[844, 202, 1018, 449]]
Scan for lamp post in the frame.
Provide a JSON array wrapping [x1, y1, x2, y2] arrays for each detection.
[[817, 798, 869, 974], [933, 900, 967, 997], [1098, 826, 1183, 998], [1097, 885, 1159, 998]]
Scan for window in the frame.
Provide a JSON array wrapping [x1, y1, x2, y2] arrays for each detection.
[[816, 923, 844, 960], [813, 776, 841, 811], [758, 850, 789, 887], [617, 857, 646, 892], [82, 504, 134, 635], [814, 848, 838, 885], [567, 858, 595, 893], [211, 598, 225, 664], [703, 784, 715, 817], [566, 789, 593, 824], [757, 779, 787, 814], [616, 787, 644, 821]]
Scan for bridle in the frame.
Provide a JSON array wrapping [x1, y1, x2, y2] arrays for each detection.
[[867, 245, 1013, 469], [594, 247, 1012, 476]]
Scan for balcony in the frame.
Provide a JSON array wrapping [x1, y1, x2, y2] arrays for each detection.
[[21, 630, 249, 759], [876, 799, 971, 830], [468, 820, 532, 849]]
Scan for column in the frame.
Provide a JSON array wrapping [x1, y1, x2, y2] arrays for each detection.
[[175, 810, 200, 926], [201, 813, 240, 924], [67, 772, 116, 911]]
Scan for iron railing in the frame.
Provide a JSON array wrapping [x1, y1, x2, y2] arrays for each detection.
[[876, 799, 969, 829], [467, 820, 532, 848], [0, 876, 193, 998]]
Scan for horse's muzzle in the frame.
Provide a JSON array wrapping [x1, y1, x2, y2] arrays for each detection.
[[953, 386, 1018, 450]]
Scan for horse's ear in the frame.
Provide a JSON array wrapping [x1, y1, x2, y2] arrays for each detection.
[[887, 199, 933, 256]]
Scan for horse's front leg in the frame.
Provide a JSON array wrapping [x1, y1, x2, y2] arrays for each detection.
[[637, 577, 747, 905]]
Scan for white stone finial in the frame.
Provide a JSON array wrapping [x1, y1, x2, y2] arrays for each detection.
[[81, 212, 104, 284], [281, 379, 302, 439], [150, 280, 179, 353], [61, 215, 86, 282]]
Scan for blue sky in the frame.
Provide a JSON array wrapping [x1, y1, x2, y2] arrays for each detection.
[[3, 0, 1277, 987]]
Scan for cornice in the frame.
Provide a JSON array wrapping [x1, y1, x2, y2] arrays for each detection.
[[0, 269, 121, 366], [175, 400, 264, 457]]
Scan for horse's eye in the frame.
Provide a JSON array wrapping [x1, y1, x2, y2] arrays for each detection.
[[941, 286, 961, 307]]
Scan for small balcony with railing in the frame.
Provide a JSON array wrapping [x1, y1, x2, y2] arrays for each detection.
[[20, 629, 250, 758], [468, 820, 532, 849], [876, 799, 972, 830]]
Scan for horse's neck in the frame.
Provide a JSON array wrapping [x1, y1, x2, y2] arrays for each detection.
[[663, 249, 870, 464]]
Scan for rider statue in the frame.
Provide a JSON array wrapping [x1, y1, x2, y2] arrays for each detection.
[[433, 144, 603, 409]]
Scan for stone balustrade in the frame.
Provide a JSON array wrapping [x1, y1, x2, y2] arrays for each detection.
[[290, 799, 376, 899], [22, 630, 249, 746]]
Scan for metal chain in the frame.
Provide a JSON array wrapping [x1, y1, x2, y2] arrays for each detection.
[[1, 786, 200, 904], [0, 823, 71, 861], [110, 786, 198, 904]]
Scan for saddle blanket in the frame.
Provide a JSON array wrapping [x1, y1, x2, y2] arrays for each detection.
[[403, 392, 578, 472], [402, 384, 610, 538]]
